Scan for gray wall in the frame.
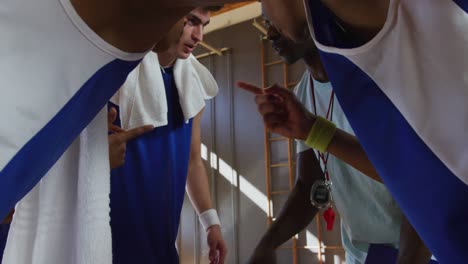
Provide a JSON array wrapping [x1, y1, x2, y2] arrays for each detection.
[[178, 19, 345, 264]]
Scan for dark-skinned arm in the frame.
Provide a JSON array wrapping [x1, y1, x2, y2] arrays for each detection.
[[397, 215, 432, 264], [326, 129, 381, 182], [248, 148, 322, 263], [237, 82, 382, 183]]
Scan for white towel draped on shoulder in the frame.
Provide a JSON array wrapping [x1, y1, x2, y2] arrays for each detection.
[[112, 52, 218, 130]]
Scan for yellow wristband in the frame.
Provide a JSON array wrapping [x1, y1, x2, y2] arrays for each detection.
[[305, 116, 337, 152]]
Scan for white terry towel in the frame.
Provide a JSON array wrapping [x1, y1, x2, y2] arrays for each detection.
[[112, 52, 218, 129]]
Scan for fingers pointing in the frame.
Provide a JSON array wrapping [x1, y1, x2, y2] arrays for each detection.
[[119, 125, 154, 142], [236, 81, 264, 95], [108, 107, 125, 133], [237, 81, 292, 101], [109, 124, 125, 133], [264, 84, 293, 98], [108, 107, 118, 124]]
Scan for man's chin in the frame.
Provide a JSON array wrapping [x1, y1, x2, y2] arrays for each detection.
[[178, 52, 191, 60]]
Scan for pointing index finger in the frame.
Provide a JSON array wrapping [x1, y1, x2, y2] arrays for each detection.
[[236, 81, 264, 95], [119, 125, 154, 142]]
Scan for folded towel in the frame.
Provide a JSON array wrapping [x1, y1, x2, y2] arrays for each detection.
[[112, 52, 218, 129], [173, 53, 219, 121]]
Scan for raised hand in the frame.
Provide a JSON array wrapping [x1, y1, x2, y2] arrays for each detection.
[[108, 107, 154, 169], [237, 81, 315, 140]]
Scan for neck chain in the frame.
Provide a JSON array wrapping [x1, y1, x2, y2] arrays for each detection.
[[309, 74, 337, 231], [310, 75, 334, 184]]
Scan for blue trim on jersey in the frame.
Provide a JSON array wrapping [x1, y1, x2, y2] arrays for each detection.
[[365, 244, 438, 264], [452, 0, 468, 12], [0, 59, 140, 220], [307, 1, 468, 263], [0, 224, 9, 263], [319, 51, 468, 264]]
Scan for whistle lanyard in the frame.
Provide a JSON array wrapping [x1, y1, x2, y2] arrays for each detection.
[[310, 75, 334, 184], [309, 75, 337, 231]]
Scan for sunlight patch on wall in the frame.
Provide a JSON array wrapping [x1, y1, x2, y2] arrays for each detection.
[[201, 144, 320, 255]]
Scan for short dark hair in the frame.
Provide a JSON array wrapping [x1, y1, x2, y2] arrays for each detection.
[[202, 5, 223, 13]]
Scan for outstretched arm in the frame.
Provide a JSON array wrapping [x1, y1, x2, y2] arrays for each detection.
[[326, 129, 380, 182], [186, 110, 214, 215], [237, 82, 381, 182], [249, 148, 322, 263], [186, 109, 227, 264]]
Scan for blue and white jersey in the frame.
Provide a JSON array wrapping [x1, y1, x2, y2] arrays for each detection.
[[0, 0, 145, 263], [304, 0, 468, 263]]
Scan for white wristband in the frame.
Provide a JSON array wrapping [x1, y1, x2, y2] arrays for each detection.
[[199, 209, 221, 231]]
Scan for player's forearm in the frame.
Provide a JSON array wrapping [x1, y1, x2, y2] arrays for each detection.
[[397, 215, 432, 264], [327, 129, 382, 182], [186, 160, 213, 215], [257, 181, 318, 250], [299, 117, 381, 182]]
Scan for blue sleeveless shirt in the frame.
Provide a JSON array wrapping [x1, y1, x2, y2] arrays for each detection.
[[110, 67, 193, 264]]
